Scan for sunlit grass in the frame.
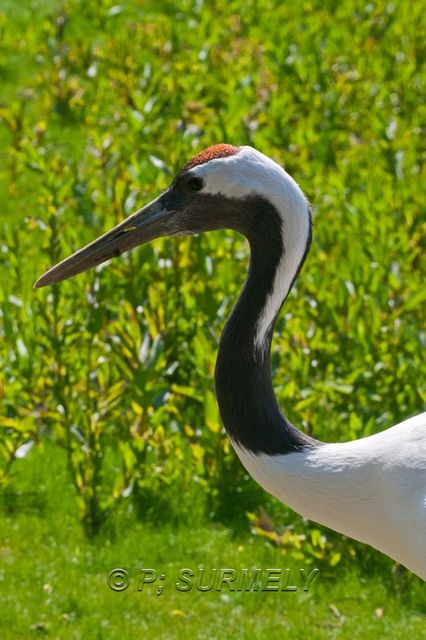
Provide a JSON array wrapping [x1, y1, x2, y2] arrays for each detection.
[[1, 442, 425, 639]]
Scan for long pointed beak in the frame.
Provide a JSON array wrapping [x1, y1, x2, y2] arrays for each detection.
[[34, 194, 172, 289]]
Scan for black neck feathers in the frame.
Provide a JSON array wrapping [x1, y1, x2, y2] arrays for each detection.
[[214, 198, 318, 455]]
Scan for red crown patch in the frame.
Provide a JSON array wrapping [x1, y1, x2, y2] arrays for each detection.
[[183, 144, 239, 171]]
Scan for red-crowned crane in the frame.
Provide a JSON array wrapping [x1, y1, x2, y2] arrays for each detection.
[[35, 144, 426, 580]]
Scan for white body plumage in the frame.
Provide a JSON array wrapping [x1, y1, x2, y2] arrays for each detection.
[[235, 412, 426, 580]]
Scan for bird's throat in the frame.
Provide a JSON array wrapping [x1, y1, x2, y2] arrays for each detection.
[[214, 202, 317, 455]]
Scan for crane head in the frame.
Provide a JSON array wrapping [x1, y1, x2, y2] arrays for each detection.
[[34, 144, 309, 289]]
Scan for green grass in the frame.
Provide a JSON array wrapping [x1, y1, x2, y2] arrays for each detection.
[[1, 441, 425, 639], [0, 0, 425, 636]]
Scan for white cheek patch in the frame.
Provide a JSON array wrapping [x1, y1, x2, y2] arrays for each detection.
[[191, 147, 311, 348]]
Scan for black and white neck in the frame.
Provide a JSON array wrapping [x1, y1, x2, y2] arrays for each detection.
[[187, 146, 319, 455]]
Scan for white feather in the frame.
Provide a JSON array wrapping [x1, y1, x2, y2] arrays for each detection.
[[191, 146, 310, 347], [233, 412, 426, 579]]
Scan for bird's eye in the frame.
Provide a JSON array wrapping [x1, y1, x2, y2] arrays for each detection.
[[186, 176, 203, 192]]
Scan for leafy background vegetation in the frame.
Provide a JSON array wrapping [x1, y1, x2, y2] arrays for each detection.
[[0, 0, 425, 637]]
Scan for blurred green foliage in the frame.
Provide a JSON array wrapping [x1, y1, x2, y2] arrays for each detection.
[[0, 0, 425, 572]]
